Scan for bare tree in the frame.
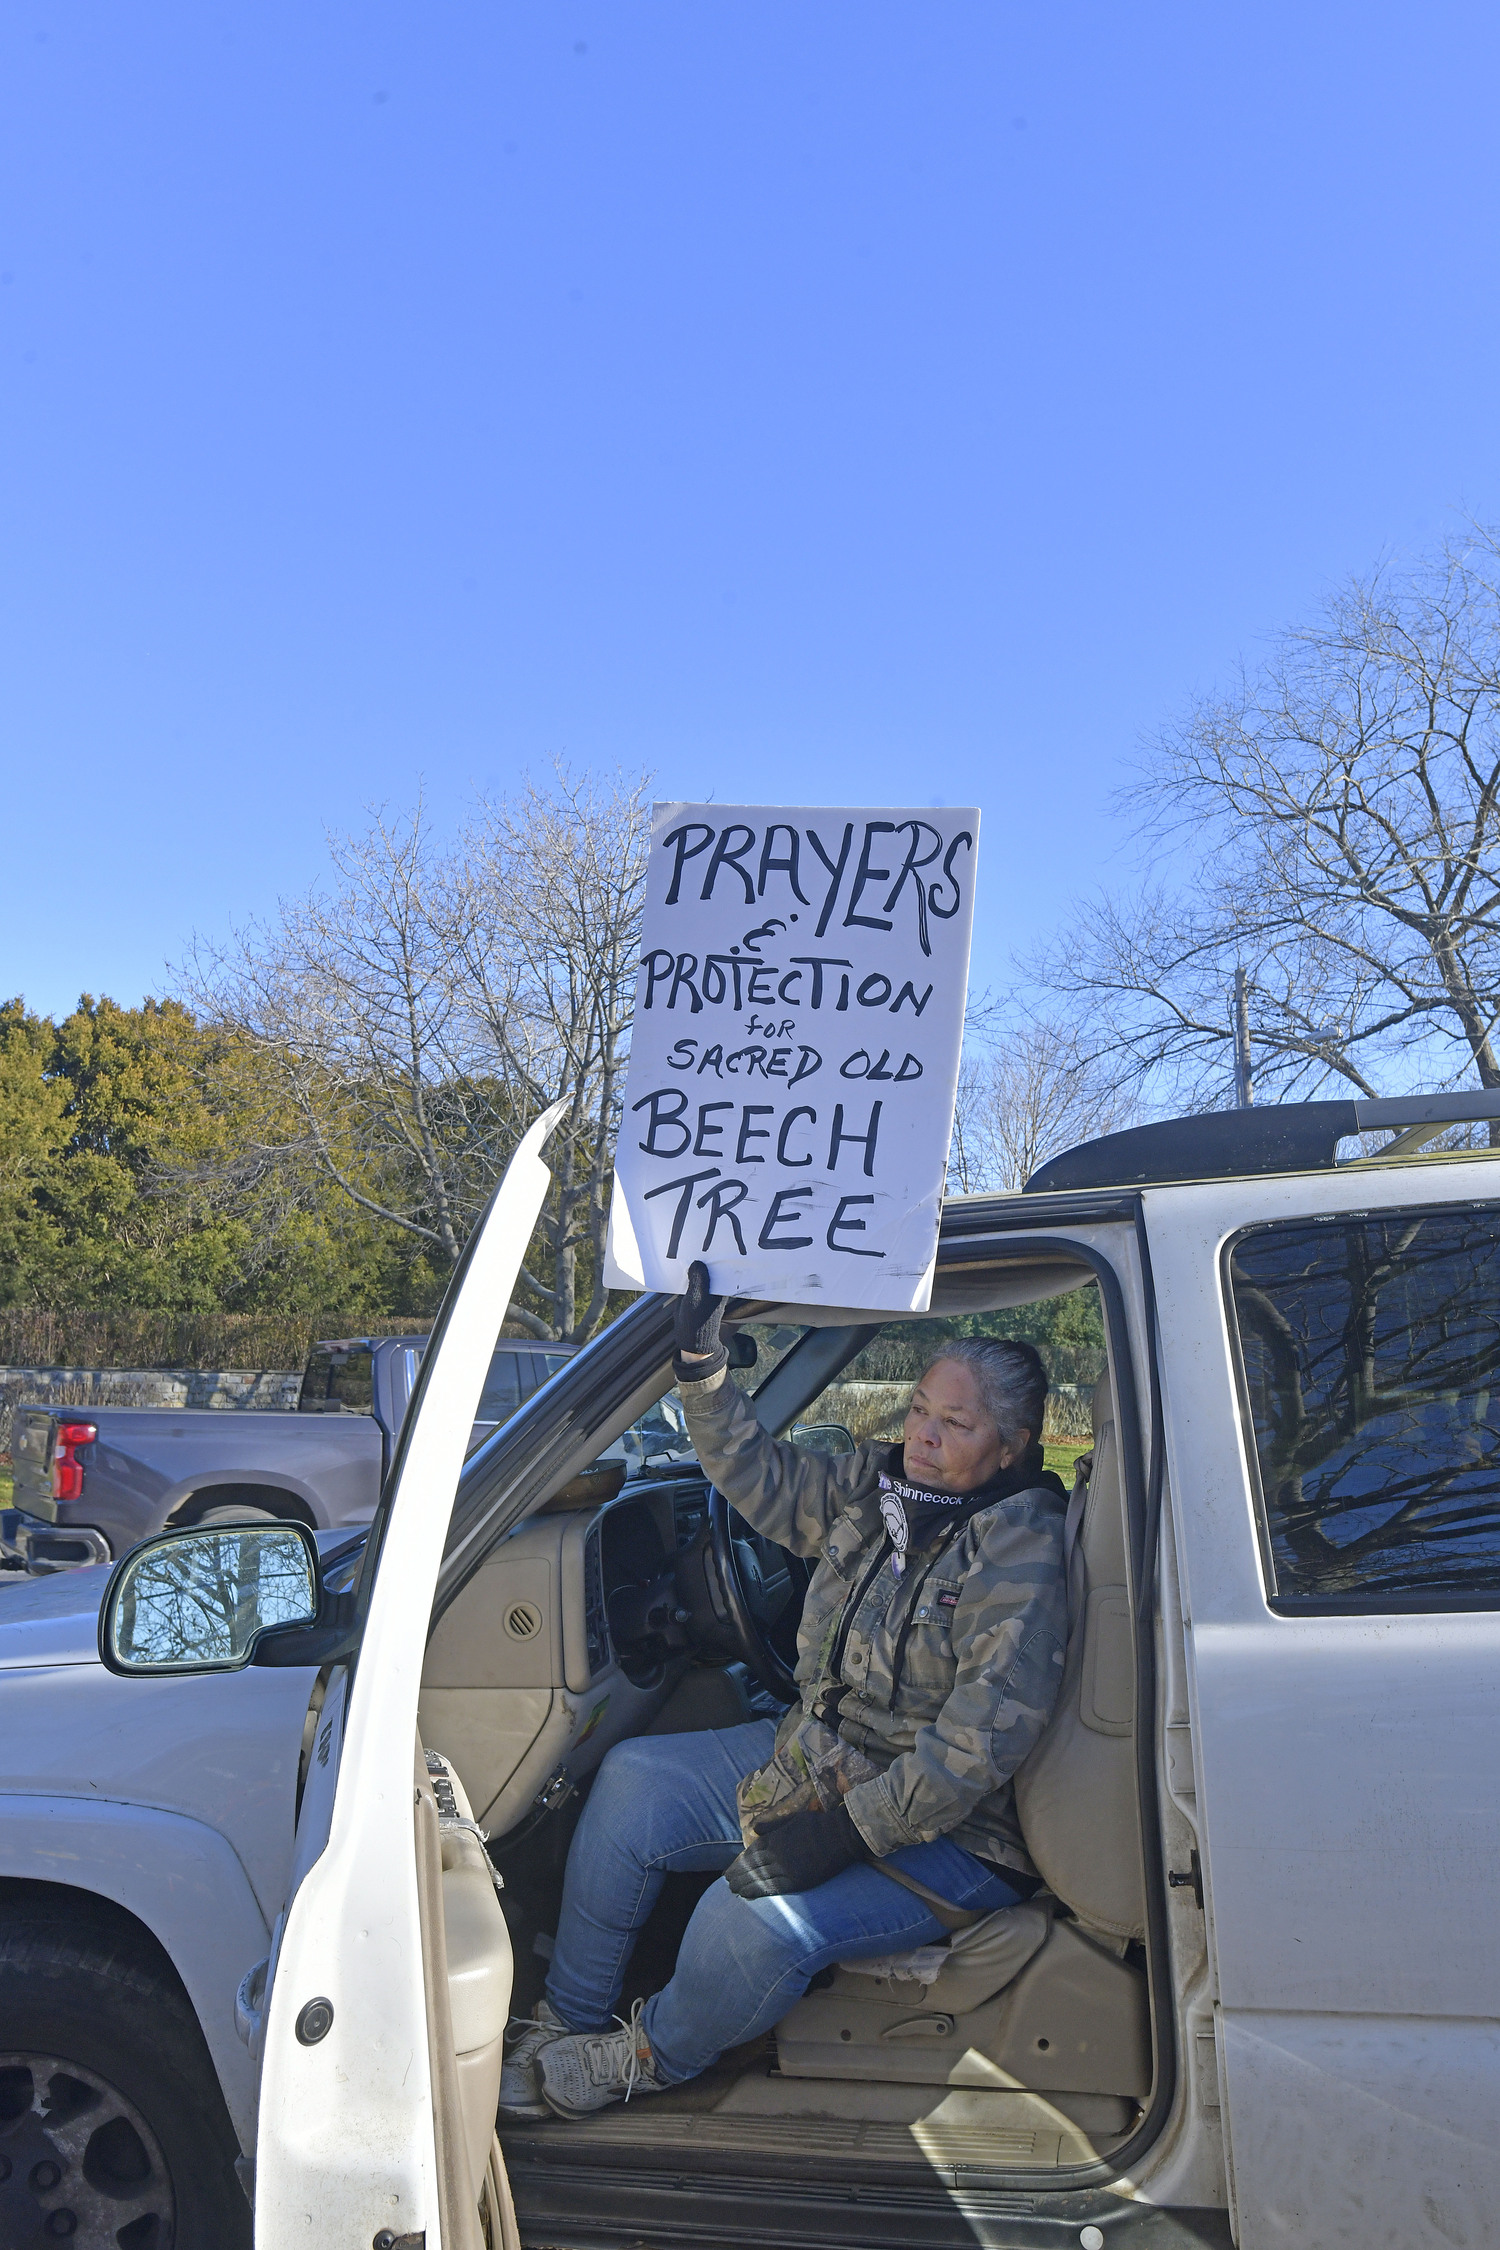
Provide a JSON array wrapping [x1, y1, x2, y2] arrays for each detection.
[[949, 1017, 1132, 1192], [188, 801, 496, 1267], [451, 766, 649, 1341], [188, 770, 651, 1341], [1039, 532, 1500, 1114]]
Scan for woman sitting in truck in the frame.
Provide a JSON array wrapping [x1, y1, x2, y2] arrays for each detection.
[[499, 1262, 1070, 2118]]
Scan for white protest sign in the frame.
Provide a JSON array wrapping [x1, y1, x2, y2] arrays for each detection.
[[604, 803, 980, 1312]]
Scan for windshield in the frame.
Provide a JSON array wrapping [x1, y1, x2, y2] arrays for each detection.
[[605, 1320, 811, 1472]]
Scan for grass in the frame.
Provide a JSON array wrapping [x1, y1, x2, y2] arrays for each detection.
[[1043, 1436, 1091, 1481]]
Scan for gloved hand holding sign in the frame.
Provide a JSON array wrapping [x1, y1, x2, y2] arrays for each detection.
[[672, 1260, 726, 1383]]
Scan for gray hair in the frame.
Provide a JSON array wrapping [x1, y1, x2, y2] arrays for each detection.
[[918, 1337, 1048, 1449]]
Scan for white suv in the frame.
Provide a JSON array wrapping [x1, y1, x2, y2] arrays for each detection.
[[3, 1092, 1498, 2250]]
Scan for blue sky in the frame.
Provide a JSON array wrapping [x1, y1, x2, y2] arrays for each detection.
[[5, 2, 1500, 1021]]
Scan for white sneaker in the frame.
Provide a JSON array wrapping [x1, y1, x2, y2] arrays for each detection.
[[537, 1998, 666, 2117], [497, 1998, 569, 2118]]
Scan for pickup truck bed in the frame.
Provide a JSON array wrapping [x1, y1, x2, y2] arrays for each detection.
[[1, 1335, 576, 1572], [9, 1405, 386, 1566]]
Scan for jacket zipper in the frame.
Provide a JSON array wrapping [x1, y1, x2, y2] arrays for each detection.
[[820, 1514, 964, 1719], [884, 1521, 964, 1710], [818, 1534, 894, 1711]]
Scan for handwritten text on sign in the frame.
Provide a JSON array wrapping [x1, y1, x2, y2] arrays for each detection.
[[604, 804, 980, 1312]]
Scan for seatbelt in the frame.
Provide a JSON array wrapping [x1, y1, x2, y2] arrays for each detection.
[[1063, 1454, 1091, 1592], [810, 1535, 893, 1726], [868, 1859, 988, 1931]]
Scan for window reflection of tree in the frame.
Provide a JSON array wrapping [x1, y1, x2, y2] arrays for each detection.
[[116, 1532, 314, 1666], [1231, 1214, 1500, 1601]]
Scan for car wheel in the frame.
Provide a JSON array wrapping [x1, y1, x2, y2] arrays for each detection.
[[195, 1504, 281, 1525], [0, 1909, 251, 2248]]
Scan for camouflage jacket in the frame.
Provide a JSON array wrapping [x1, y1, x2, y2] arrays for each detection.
[[679, 1364, 1068, 1874]]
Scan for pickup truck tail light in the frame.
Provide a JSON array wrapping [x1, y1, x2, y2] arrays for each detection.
[[51, 1422, 98, 1503]]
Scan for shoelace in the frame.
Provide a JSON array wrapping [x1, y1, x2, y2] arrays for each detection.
[[504, 2009, 557, 2051], [580, 1996, 651, 2100]]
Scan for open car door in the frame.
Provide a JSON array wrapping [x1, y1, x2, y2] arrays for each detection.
[[253, 1103, 568, 2250]]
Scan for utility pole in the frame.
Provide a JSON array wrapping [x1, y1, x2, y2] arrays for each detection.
[[1232, 967, 1254, 1108]]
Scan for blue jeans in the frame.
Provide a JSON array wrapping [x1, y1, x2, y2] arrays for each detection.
[[544, 1718, 1026, 2085]]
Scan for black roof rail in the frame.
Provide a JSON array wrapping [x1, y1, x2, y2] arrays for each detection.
[[1023, 1092, 1500, 1194]]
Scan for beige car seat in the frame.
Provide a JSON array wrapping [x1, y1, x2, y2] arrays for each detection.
[[1013, 1367, 1146, 1944], [774, 1368, 1150, 2098]]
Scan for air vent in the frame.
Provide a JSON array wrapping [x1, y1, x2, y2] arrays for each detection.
[[503, 1600, 544, 1643]]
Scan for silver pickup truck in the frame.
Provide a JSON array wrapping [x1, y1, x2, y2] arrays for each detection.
[[1, 1334, 576, 1571]]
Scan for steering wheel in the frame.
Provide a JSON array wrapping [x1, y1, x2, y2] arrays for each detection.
[[704, 1489, 808, 1704]]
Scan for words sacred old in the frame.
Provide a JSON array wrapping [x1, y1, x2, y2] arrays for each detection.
[[604, 803, 980, 1313]]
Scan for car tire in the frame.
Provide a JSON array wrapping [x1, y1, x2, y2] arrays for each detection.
[[194, 1503, 281, 1525], [0, 1906, 251, 2248]]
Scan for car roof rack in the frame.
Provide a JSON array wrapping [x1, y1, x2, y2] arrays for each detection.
[[1023, 1092, 1500, 1194]]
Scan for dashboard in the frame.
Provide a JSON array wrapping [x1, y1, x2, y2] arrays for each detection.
[[417, 1476, 719, 1838]]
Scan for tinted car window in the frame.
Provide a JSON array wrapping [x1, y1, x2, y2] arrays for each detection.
[[1227, 1209, 1500, 1610], [477, 1350, 524, 1423], [299, 1345, 374, 1413]]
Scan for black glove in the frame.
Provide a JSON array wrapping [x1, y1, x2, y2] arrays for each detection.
[[725, 1802, 871, 1899], [672, 1260, 726, 1383]]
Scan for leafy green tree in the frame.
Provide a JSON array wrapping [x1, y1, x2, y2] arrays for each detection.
[[0, 1001, 68, 1305], [0, 994, 437, 1325]]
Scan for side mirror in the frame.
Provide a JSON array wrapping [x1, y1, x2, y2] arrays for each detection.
[[725, 1332, 759, 1370], [789, 1421, 857, 1456], [99, 1522, 321, 1676]]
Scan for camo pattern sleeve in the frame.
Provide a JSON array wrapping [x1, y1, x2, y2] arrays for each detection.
[[838, 1489, 1068, 1858], [676, 1365, 885, 1558]]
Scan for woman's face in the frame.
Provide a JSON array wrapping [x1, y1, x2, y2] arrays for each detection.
[[902, 1357, 1028, 1493]]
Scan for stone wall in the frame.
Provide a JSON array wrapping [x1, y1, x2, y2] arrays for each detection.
[[0, 1367, 301, 1457]]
